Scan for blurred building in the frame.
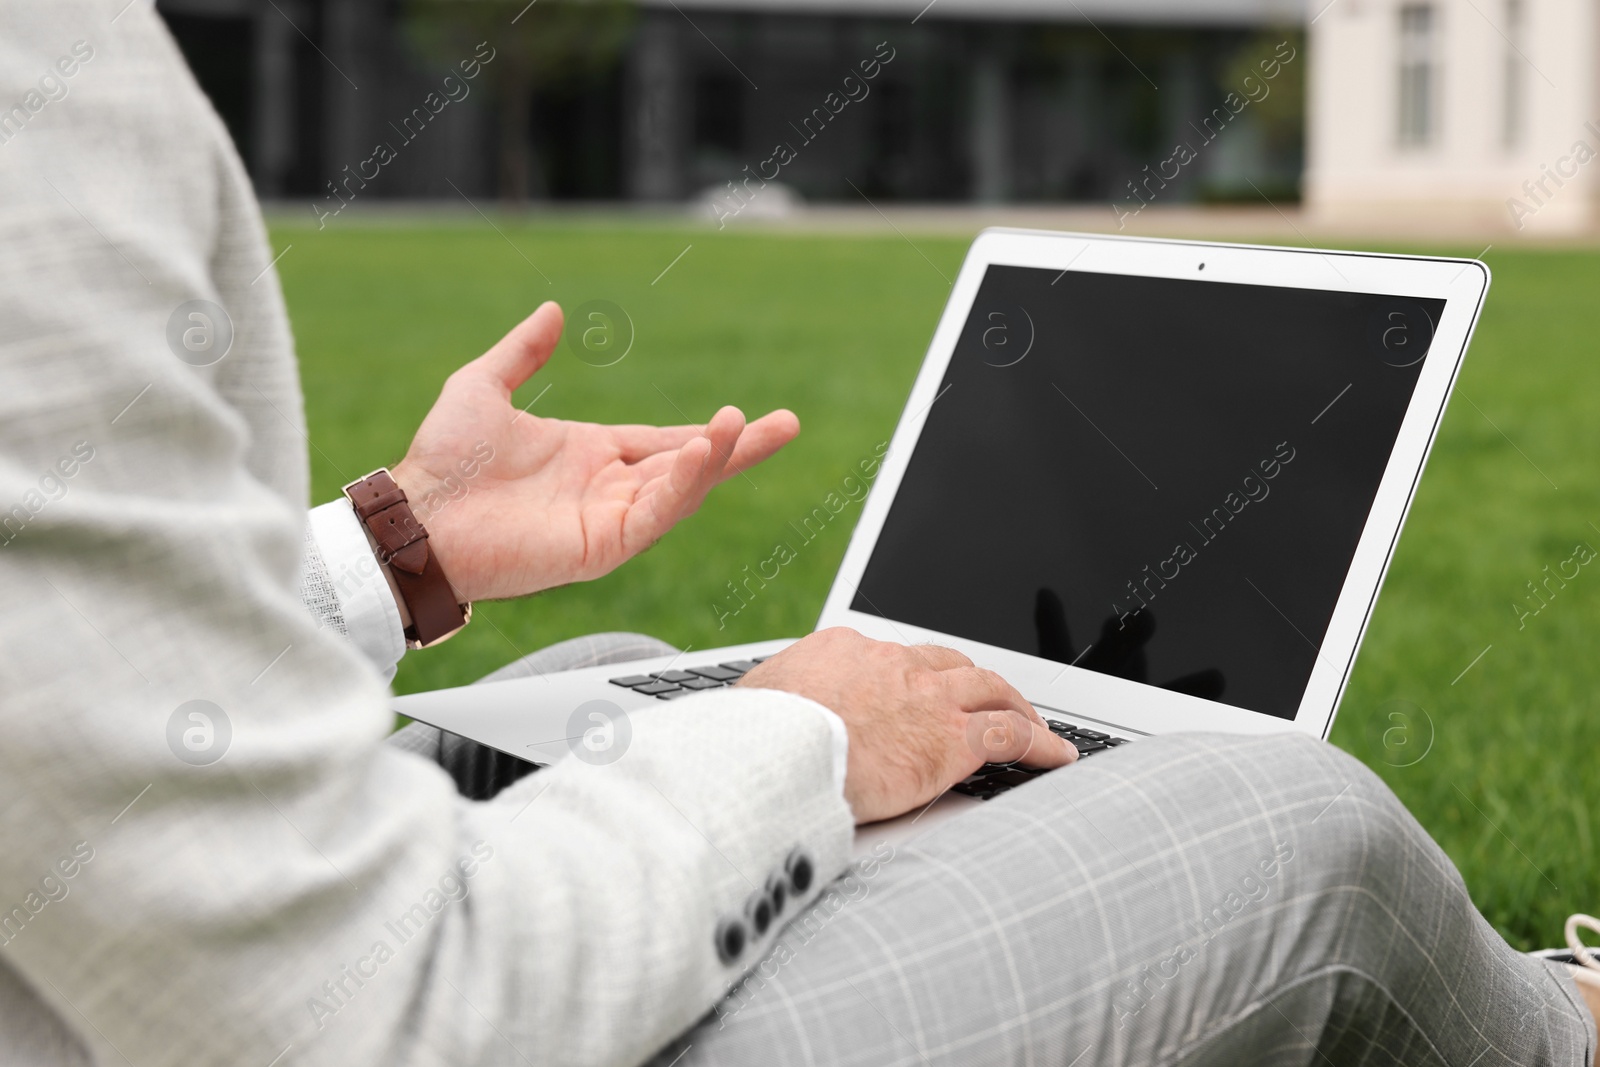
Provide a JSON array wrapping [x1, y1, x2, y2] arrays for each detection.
[[156, 0, 1306, 214], [1306, 0, 1597, 233]]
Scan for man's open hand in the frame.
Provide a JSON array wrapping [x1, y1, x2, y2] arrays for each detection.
[[391, 302, 800, 603], [737, 629, 1077, 824]]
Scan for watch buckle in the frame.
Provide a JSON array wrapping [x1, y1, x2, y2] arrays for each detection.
[[407, 601, 473, 650]]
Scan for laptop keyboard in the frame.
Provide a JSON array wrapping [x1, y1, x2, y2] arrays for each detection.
[[952, 719, 1132, 800], [609, 658, 769, 699], [612, 659, 1131, 802]]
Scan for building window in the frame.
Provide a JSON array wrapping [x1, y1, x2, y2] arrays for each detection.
[[692, 74, 745, 156], [1501, 0, 1526, 148], [1397, 4, 1436, 147]]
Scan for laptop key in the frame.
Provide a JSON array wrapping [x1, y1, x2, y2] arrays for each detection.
[[657, 688, 698, 700], [1073, 729, 1110, 741], [952, 778, 1000, 799], [689, 666, 742, 682], [635, 681, 682, 696], [720, 660, 761, 673], [654, 670, 697, 684], [989, 769, 1041, 788], [954, 766, 1047, 800], [957, 735, 1130, 800], [680, 677, 725, 690], [609, 675, 656, 688]]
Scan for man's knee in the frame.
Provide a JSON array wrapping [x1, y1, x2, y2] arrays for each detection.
[[1242, 733, 1433, 889], [1141, 732, 1418, 868], [1285, 732, 1405, 814], [1197, 731, 1392, 804]]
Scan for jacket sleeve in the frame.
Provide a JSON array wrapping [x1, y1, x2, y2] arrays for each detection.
[[0, 7, 855, 1067]]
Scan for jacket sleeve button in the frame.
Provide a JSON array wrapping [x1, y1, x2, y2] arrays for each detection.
[[766, 873, 788, 917], [785, 848, 814, 895], [715, 917, 747, 964], [746, 891, 773, 937]]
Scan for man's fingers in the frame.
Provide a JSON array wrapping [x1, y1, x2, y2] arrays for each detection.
[[1018, 718, 1076, 768], [701, 405, 746, 473], [941, 666, 1033, 718], [620, 437, 711, 553], [612, 423, 705, 462], [624, 451, 681, 485], [618, 410, 743, 553], [911, 646, 1055, 731], [964, 709, 1076, 769], [718, 409, 800, 476], [611, 409, 798, 470], [941, 667, 1077, 769], [613, 406, 747, 469], [469, 302, 564, 396]]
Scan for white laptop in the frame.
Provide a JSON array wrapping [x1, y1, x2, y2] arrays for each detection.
[[394, 228, 1489, 855]]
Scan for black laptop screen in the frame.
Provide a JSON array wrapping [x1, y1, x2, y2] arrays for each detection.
[[850, 263, 1446, 720]]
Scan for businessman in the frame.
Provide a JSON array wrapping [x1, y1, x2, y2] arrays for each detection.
[[2, 4, 1595, 1066]]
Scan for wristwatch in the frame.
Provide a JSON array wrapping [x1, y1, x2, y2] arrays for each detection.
[[342, 468, 472, 649]]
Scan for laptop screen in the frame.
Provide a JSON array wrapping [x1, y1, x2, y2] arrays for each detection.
[[851, 263, 1446, 720]]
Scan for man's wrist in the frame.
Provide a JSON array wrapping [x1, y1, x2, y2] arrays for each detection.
[[390, 461, 467, 599], [342, 468, 471, 649]]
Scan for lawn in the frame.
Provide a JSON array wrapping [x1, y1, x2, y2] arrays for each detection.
[[274, 217, 1600, 950]]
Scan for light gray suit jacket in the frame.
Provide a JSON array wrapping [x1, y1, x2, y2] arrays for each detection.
[[0, 4, 853, 1064]]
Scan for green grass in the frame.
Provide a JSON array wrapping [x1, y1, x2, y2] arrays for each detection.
[[276, 218, 1600, 950]]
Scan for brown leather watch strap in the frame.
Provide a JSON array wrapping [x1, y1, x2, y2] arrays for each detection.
[[343, 469, 471, 649]]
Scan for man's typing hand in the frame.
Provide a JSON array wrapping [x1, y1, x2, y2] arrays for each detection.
[[391, 302, 800, 603], [736, 628, 1076, 824]]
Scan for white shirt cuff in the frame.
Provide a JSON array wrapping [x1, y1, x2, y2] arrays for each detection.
[[307, 498, 407, 680], [812, 705, 850, 796]]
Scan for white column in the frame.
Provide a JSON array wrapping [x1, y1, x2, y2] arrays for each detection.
[[626, 15, 686, 201], [970, 46, 1011, 203], [319, 0, 370, 185], [252, 0, 296, 197]]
